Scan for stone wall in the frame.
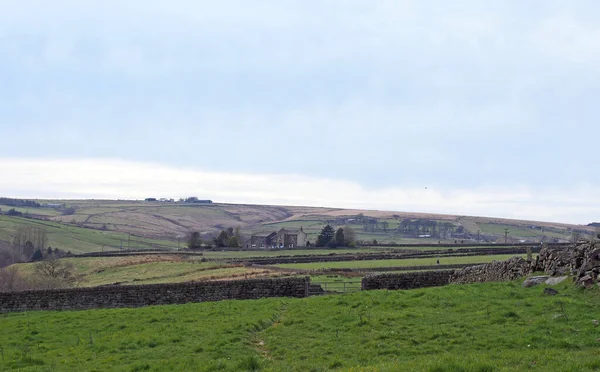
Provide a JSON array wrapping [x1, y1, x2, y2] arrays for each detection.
[[361, 270, 455, 291], [0, 277, 309, 313], [534, 241, 600, 286], [450, 256, 532, 284], [239, 247, 537, 265]]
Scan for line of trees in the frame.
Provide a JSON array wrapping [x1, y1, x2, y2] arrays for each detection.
[[0, 197, 41, 208], [0, 227, 72, 269], [187, 226, 242, 249], [316, 225, 356, 248], [397, 219, 459, 238]]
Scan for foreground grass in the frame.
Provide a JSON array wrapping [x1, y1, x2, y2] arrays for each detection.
[[276, 254, 527, 270], [1, 281, 600, 371]]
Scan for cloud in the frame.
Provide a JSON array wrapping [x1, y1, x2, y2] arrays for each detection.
[[1, 158, 598, 224], [1, 1, 600, 209]]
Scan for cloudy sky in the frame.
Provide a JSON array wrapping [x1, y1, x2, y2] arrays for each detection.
[[1, 1, 600, 224]]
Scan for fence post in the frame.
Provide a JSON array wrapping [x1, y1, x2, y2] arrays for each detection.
[[304, 276, 310, 297]]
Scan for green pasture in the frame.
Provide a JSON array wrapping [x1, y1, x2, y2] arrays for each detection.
[[0, 216, 178, 254], [201, 248, 378, 259], [0, 205, 61, 217], [276, 254, 527, 270], [1, 281, 599, 371], [14, 256, 276, 287], [477, 223, 574, 240]]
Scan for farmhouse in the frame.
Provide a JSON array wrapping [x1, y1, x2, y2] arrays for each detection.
[[251, 227, 308, 249]]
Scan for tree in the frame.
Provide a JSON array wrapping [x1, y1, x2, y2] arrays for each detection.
[[344, 226, 356, 247], [228, 236, 239, 248], [7, 208, 22, 216], [34, 256, 83, 289], [12, 226, 47, 256], [316, 225, 335, 247], [23, 241, 35, 260], [214, 230, 229, 247], [187, 232, 203, 249], [335, 228, 345, 247], [31, 248, 43, 261]]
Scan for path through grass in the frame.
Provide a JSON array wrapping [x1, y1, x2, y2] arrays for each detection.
[[1, 281, 599, 371]]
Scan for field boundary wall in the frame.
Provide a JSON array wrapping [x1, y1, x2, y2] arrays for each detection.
[[0, 277, 309, 313]]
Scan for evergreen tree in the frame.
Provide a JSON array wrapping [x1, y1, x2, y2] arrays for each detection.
[[335, 228, 345, 247], [214, 230, 229, 247], [316, 225, 335, 247], [187, 232, 203, 249], [31, 248, 43, 261]]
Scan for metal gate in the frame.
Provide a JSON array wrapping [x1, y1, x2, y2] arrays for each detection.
[[308, 281, 361, 296]]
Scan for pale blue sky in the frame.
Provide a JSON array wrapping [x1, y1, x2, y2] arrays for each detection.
[[1, 1, 600, 223]]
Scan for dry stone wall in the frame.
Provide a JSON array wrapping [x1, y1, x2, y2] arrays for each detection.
[[450, 256, 532, 284], [0, 277, 309, 313], [534, 241, 600, 286], [361, 271, 455, 291]]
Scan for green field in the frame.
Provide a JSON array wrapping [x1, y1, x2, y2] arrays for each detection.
[[14, 256, 282, 287], [1, 281, 599, 371], [0, 216, 179, 254], [275, 254, 527, 270], [477, 223, 569, 240], [201, 248, 383, 259], [0, 204, 61, 217]]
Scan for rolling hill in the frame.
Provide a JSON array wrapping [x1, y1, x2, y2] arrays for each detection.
[[0, 199, 595, 254]]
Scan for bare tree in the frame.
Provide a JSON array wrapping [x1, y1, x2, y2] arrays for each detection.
[[34, 256, 83, 289], [11, 226, 48, 260], [344, 226, 356, 247], [0, 266, 35, 292], [0, 266, 18, 291], [0, 240, 29, 268]]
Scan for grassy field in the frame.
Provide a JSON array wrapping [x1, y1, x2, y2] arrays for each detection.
[[0, 204, 62, 217], [1, 280, 599, 371], [0, 215, 179, 254], [275, 254, 527, 270], [14, 255, 284, 287], [477, 223, 569, 240], [201, 248, 387, 259]]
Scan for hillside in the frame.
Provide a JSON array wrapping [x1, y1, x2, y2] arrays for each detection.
[[0, 199, 595, 254], [1, 281, 599, 371]]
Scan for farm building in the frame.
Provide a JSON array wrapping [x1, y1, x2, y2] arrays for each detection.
[[251, 227, 307, 249]]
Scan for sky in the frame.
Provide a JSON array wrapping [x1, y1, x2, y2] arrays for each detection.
[[1, 1, 600, 224]]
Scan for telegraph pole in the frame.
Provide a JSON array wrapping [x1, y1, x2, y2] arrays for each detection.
[[504, 228, 509, 244]]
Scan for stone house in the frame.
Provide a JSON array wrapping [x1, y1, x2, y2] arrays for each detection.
[[251, 227, 307, 249]]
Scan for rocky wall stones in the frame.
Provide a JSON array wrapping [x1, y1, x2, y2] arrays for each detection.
[[361, 270, 455, 291], [0, 277, 309, 313], [534, 241, 600, 287], [450, 256, 532, 284]]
